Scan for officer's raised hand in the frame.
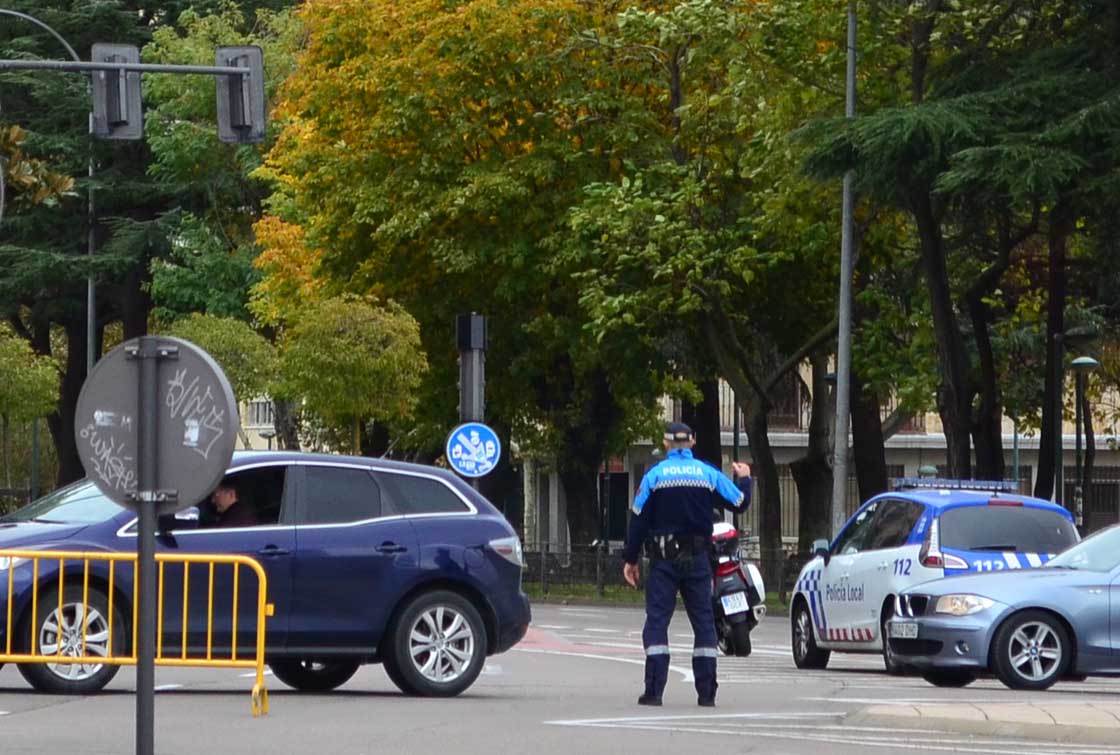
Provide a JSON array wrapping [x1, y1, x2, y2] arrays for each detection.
[[731, 462, 751, 479], [623, 561, 640, 588]]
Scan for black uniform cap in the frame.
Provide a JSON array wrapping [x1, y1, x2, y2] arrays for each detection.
[[663, 421, 694, 442]]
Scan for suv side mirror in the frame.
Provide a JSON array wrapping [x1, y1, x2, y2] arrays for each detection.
[[812, 538, 831, 566], [158, 506, 200, 538]]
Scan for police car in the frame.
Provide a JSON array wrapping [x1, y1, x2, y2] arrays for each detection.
[[790, 479, 1078, 673]]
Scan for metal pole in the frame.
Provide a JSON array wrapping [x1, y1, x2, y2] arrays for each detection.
[[0, 11, 96, 377], [135, 337, 158, 755], [87, 122, 95, 376], [1075, 371, 1084, 528], [1054, 333, 1064, 507], [30, 418, 39, 501], [1012, 414, 1020, 492], [830, 0, 857, 539], [0, 58, 250, 76], [732, 390, 740, 531]]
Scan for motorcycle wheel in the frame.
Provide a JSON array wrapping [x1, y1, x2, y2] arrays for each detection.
[[729, 621, 751, 657]]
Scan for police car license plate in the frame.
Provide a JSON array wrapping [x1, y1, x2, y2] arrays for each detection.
[[720, 592, 749, 615], [889, 621, 919, 639]]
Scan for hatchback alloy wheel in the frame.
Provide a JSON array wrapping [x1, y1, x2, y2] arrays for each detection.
[[991, 610, 1070, 691], [1007, 621, 1062, 681]]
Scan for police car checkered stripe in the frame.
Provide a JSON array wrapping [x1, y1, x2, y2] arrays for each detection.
[[826, 627, 873, 642], [796, 568, 826, 632]]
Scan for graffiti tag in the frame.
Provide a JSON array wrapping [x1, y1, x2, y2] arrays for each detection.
[[165, 368, 227, 460], [80, 422, 137, 494]]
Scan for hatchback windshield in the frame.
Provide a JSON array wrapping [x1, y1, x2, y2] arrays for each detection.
[[939, 505, 1077, 553], [1046, 525, 1120, 572], [1, 481, 120, 525]]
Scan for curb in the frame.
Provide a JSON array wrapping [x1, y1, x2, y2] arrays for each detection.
[[846, 706, 1120, 746]]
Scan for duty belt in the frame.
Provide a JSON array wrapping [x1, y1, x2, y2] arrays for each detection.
[[646, 534, 708, 562]]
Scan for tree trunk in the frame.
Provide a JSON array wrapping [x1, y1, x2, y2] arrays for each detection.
[[682, 378, 722, 469], [850, 372, 889, 503], [556, 450, 602, 547], [48, 318, 88, 486], [481, 436, 522, 530], [1034, 211, 1071, 499], [556, 372, 618, 547], [967, 291, 1005, 480], [747, 410, 783, 587], [272, 399, 301, 451], [912, 193, 972, 477], [791, 353, 833, 552], [2, 414, 10, 490], [120, 262, 151, 341]]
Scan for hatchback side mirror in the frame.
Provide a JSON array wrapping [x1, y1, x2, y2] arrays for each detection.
[[812, 538, 831, 566]]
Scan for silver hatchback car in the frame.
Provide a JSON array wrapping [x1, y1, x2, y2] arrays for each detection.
[[888, 524, 1120, 690]]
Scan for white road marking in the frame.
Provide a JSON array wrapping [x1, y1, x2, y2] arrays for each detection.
[[548, 712, 835, 724], [153, 684, 183, 691], [546, 714, 1110, 754], [238, 670, 273, 678], [534, 624, 572, 630], [581, 628, 620, 634], [481, 663, 505, 675], [803, 695, 1120, 706], [514, 648, 694, 682]]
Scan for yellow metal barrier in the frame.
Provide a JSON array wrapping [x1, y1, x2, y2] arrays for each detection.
[[0, 549, 273, 716]]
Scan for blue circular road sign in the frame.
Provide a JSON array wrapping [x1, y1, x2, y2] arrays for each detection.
[[446, 422, 501, 478]]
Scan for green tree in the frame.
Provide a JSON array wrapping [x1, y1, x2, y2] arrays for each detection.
[[0, 328, 58, 488], [258, 0, 675, 542], [280, 298, 428, 454], [803, 0, 1120, 494], [0, 1, 300, 485]]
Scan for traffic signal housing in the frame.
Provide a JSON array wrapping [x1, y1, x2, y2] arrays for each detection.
[[215, 46, 265, 143], [91, 44, 142, 140]]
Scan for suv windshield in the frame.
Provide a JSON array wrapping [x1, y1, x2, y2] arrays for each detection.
[[939, 505, 1077, 554], [1047, 525, 1120, 572], [0, 481, 120, 525]]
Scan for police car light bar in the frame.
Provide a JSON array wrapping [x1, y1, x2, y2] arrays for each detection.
[[891, 477, 1019, 493]]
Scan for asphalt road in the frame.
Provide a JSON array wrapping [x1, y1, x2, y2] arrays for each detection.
[[0, 603, 1117, 754]]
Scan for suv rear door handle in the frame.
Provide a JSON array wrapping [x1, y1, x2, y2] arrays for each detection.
[[257, 545, 290, 557], [376, 541, 408, 554]]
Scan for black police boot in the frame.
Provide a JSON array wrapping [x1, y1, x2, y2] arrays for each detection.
[[697, 696, 716, 707], [638, 694, 663, 706]]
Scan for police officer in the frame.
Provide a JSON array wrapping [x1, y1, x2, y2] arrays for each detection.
[[623, 421, 752, 707]]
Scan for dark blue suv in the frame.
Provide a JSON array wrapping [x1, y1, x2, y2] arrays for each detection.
[[0, 451, 530, 697]]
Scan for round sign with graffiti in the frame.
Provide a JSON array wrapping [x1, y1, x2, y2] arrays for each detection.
[[74, 336, 239, 514], [445, 422, 501, 478]]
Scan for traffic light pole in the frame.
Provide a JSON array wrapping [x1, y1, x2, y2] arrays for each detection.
[[0, 57, 254, 77]]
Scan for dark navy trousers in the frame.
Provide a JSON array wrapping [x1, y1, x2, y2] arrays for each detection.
[[642, 555, 719, 701]]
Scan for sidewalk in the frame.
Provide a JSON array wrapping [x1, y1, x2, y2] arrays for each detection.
[[848, 700, 1120, 746]]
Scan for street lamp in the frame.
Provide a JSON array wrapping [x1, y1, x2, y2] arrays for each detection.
[[1072, 356, 1099, 529], [259, 427, 276, 451]]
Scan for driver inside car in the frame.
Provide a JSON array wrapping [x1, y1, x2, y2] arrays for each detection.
[[201, 477, 258, 528]]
